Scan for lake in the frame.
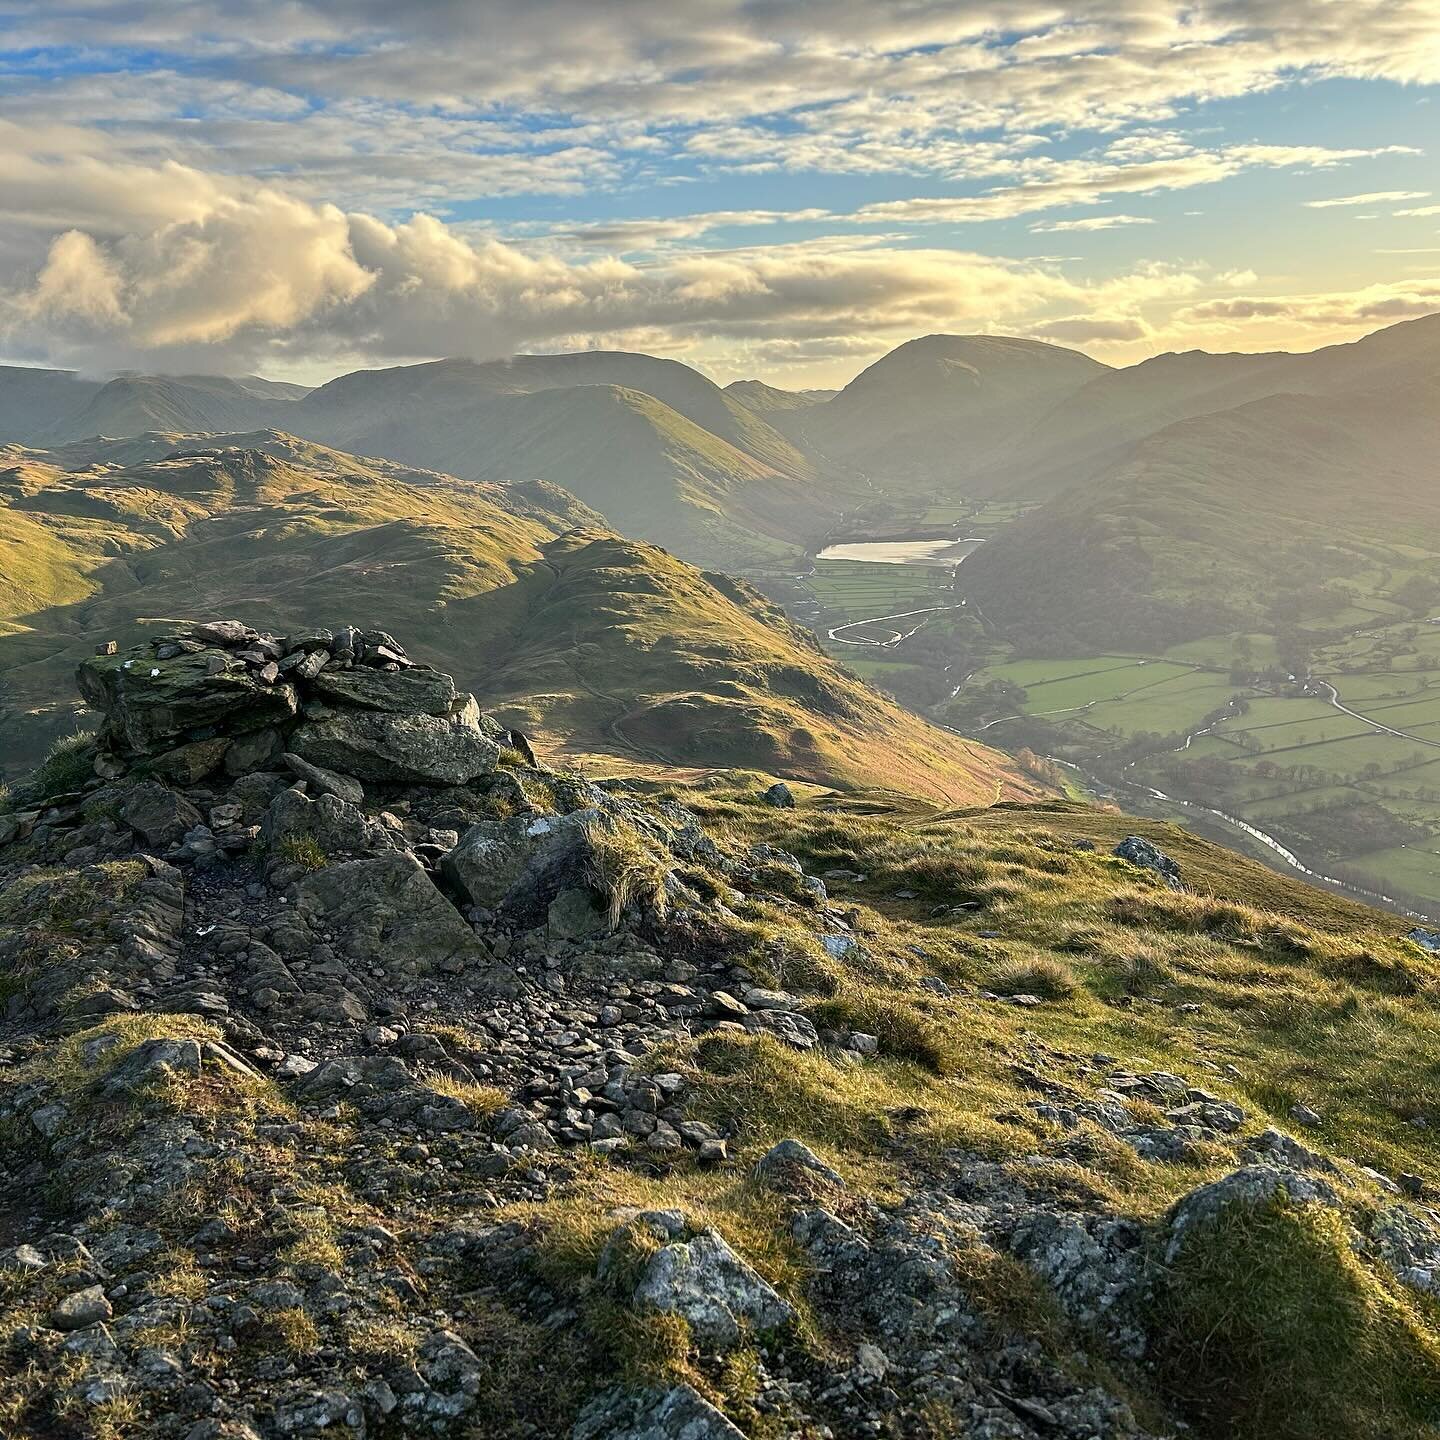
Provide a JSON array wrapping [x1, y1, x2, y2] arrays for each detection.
[[816, 537, 985, 565]]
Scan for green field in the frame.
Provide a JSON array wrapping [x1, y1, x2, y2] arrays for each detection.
[[803, 557, 952, 622]]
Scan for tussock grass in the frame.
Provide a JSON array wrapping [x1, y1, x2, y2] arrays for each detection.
[[583, 816, 670, 928], [1154, 1192, 1440, 1440], [26, 729, 96, 801]]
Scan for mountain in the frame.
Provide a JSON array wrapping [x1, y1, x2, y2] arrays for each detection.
[[962, 373, 1440, 653], [0, 433, 1032, 806], [45, 373, 306, 444], [995, 311, 1440, 497], [724, 379, 838, 412], [0, 364, 104, 445], [799, 334, 1110, 488], [288, 353, 824, 566]]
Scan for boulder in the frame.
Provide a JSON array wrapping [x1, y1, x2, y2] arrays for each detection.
[[289, 708, 498, 787], [754, 1138, 844, 1190], [762, 781, 795, 809], [119, 781, 204, 848], [77, 646, 298, 759], [1112, 835, 1183, 891], [292, 854, 512, 989], [310, 666, 457, 715], [147, 737, 230, 785], [633, 1230, 794, 1349], [262, 786, 398, 861], [572, 1385, 745, 1440], [441, 810, 597, 918], [282, 752, 364, 805], [1165, 1165, 1340, 1263]]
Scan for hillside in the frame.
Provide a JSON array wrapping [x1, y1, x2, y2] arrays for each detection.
[[0, 365, 104, 445], [4, 623, 1440, 1440], [800, 334, 1110, 489], [996, 311, 1440, 497], [962, 376, 1440, 653], [0, 434, 1029, 807], [442, 528, 1045, 806]]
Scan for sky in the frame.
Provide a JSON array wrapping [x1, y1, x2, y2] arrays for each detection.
[[0, 1, 1438, 388]]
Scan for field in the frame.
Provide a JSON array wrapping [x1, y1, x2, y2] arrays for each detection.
[[957, 630, 1440, 911], [802, 557, 953, 623]]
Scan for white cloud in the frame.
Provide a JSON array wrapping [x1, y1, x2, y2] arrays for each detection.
[[1029, 214, 1157, 233], [1304, 190, 1432, 208], [1395, 204, 1440, 216]]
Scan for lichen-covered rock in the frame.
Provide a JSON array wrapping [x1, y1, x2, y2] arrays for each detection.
[[289, 707, 499, 786], [78, 646, 298, 759], [119, 781, 204, 847], [261, 786, 399, 861], [310, 666, 458, 715], [1164, 1165, 1340, 1263], [1112, 835, 1183, 890], [633, 1230, 794, 1349], [441, 810, 597, 917], [572, 1385, 746, 1440], [291, 853, 513, 989]]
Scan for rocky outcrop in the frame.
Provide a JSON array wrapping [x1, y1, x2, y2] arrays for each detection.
[[77, 620, 497, 789]]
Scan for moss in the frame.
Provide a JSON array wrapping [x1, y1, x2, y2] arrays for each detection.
[[1153, 1192, 1440, 1440]]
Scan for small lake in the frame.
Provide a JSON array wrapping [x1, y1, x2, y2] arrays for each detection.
[[816, 536, 985, 566]]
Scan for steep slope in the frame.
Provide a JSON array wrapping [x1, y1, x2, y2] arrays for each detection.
[[289, 361, 826, 565], [0, 365, 104, 445], [1001, 311, 1440, 496], [5, 634, 1440, 1440], [802, 334, 1110, 491], [445, 529, 1046, 806], [0, 437, 570, 770], [962, 375, 1440, 653], [0, 436, 1029, 807]]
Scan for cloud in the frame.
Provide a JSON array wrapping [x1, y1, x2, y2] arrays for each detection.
[[1029, 214, 1157, 233], [1180, 278, 1440, 326], [1304, 190, 1432, 208], [1395, 204, 1440, 217], [852, 143, 1417, 227]]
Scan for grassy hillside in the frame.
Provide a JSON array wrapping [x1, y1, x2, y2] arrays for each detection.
[[949, 374, 1440, 906], [994, 311, 1440, 498], [446, 529, 1048, 806], [0, 435, 1031, 809]]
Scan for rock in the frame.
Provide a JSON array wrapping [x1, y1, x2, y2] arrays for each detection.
[[1112, 835, 1183, 890], [293, 854, 511, 987], [50, 1285, 113, 1331], [754, 1138, 844, 1190], [223, 726, 285, 776], [310, 666, 457, 715], [1405, 927, 1440, 952], [119, 781, 204, 848], [148, 737, 231, 785], [441, 810, 595, 917], [572, 1385, 745, 1440], [282, 752, 365, 805], [762, 782, 795, 809], [633, 1230, 793, 1349], [77, 644, 298, 760], [549, 886, 609, 941], [1290, 1102, 1322, 1128], [102, 1037, 203, 1093], [1165, 1165, 1340, 1263], [262, 786, 398, 861], [290, 707, 498, 787]]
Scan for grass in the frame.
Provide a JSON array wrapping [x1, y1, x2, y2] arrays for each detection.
[[1153, 1191, 1440, 1440], [26, 729, 97, 801], [583, 814, 672, 928]]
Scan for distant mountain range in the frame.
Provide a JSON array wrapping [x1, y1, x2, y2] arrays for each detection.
[[5, 311, 1439, 674]]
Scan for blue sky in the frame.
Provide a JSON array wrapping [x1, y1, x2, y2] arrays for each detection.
[[1, 1, 1437, 385]]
